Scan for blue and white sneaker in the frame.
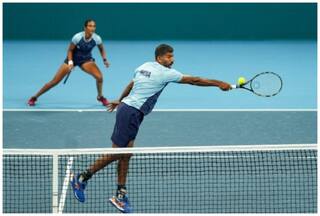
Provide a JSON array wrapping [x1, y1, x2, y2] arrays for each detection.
[[109, 190, 133, 213], [70, 173, 87, 203]]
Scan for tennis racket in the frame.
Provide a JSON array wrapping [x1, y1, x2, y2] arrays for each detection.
[[231, 72, 283, 97], [63, 70, 72, 84]]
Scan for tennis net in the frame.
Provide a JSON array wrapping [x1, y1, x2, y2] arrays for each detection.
[[3, 144, 317, 213]]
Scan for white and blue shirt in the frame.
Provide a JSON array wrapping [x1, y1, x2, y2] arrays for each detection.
[[71, 31, 102, 60], [122, 62, 184, 115]]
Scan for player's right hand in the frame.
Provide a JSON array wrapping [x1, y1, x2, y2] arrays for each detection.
[[68, 64, 74, 71], [107, 100, 120, 112], [219, 82, 232, 91]]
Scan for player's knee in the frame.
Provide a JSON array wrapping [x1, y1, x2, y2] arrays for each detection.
[[95, 75, 103, 83], [108, 154, 119, 162], [121, 153, 132, 161]]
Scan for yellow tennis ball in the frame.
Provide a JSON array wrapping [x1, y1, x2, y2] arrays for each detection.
[[238, 77, 246, 85]]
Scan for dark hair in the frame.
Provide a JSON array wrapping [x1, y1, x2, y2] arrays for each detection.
[[155, 44, 174, 59], [84, 19, 96, 27]]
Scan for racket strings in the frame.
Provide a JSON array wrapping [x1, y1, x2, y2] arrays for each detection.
[[251, 72, 282, 96]]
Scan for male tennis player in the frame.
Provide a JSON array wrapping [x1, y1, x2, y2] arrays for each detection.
[[70, 44, 231, 213], [27, 19, 110, 106]]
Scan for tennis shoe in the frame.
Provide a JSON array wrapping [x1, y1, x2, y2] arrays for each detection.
[[97, 96, 109, 106], [70, 173, 87, 203], [109, 192, 133, 213], [28, 97, 37, 106]]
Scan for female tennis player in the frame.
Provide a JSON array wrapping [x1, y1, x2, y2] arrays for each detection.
[[27, 19, 110, 106], [70, 44, 231, 213]]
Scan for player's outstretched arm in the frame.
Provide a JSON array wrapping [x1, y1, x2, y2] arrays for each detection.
[[179, 76, 231, 91]]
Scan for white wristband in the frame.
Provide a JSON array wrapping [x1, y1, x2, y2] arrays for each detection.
[[68, 60, 74, 66]]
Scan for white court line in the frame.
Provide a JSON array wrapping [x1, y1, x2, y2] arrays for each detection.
[[58, 157, 73, 214], [2, 108, 317, 112]]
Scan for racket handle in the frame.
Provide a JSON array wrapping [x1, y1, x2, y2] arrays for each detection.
[[63, 71, 72, 84], [231, 84, 238, 89]]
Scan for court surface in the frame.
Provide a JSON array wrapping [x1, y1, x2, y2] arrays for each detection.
[[3, 110, 317, 149], [3, 40, 317, 148], [3, 40, 317, 109]]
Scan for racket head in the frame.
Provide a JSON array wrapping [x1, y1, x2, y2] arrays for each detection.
[[249, 72, 283, 97]]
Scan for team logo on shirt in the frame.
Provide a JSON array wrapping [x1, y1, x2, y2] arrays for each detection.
[[139, 70, 151, 78]]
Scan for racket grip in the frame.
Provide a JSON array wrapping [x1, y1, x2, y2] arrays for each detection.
[[231, 84, 237, 89], [63, 71, 72, 84]]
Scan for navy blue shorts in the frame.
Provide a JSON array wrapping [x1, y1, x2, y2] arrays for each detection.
[[111, 103, 144, 147], [64, 56, 95, 67]]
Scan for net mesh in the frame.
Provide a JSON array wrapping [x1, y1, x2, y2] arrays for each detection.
[[3, 156, 53, 213], [3, 145, 317, 213]]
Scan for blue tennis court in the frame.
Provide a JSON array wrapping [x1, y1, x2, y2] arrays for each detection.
[[3, 40, 317, 109], [3, 39, 317, 149]]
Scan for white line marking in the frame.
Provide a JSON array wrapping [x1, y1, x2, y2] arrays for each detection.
[[58, 157, 73, 214]]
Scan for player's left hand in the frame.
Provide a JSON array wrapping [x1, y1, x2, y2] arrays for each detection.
[[104, 60, 110, 68], [107, 100, 120, 112]]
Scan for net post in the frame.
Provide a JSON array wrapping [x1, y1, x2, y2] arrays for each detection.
[[52, 153, 59, 213]]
